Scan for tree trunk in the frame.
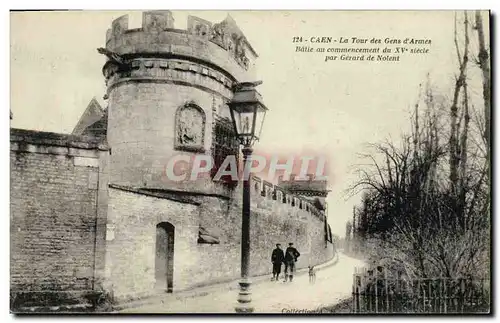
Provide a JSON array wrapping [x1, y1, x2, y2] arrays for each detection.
[[450, 12, 469, 227], [474, 11, 491, 186], [459, 80, 469, 230]]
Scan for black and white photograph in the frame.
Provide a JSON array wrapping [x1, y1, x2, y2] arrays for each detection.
[[8, 8, 492, 315]]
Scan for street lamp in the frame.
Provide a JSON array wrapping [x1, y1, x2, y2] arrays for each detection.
[[228, 81, 268, 313]]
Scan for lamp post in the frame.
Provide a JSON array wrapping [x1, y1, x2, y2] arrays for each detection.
[[228, 81, 268, 313]]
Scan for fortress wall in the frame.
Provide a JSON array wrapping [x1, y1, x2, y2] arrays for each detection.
[[179, 177, 332, 289], [9, 130, 109, 308], [185, 183, 333, 289], [105, 177, 333, 303], [105, 187, 200, 302], [9, 131, 333, 306], [246, 180, 334, 273]]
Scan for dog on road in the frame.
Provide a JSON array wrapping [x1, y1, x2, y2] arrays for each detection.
[[308, 265, 316, 284]]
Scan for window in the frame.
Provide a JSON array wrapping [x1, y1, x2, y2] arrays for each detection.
[[211, 117, 239, 186]]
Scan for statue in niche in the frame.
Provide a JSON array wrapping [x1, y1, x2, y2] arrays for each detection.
[[188, 16, 212, 38], [175, 104, 205, 152], [235, 37, 245, 59], [210, 21, 228, 48], [150, 15, 159, 28], [227, 37, 235, 53], [194, 23, 208, 37], [235, 36, 249, 70], [112, 23, 122, 35]]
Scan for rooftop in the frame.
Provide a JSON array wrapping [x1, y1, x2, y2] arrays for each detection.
[[10, 128, 107, 150]]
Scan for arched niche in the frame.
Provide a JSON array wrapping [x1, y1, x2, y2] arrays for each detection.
[[174, 102, 206, 153]]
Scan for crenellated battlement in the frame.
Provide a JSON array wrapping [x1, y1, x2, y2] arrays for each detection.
[[103, 11, 257, 83], [249, 175, 328, 222]]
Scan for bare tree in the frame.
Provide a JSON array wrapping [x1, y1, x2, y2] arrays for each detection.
[[449, 11, 470, 214], [474, 11, 491, 186], [349, 81, 488, 279]]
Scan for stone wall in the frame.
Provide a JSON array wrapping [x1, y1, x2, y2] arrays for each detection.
[[195, 196, 334, 286], [10, 129, 108, 308], [9, 129, 333, 307], [104, 187, 200, 301], [105, 177, 334, 303]]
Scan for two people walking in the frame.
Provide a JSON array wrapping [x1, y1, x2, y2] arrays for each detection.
[[271, 243, 300, 282]]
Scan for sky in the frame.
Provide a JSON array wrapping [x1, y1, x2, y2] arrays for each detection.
[[10, 10, 488, 237]]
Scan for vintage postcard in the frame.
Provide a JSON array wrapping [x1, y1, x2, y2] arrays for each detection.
[[9, 10, 491, 314]]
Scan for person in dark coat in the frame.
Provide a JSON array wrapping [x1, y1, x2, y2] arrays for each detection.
[[271, 243, 285, 281], [284, 242, 300, 282]]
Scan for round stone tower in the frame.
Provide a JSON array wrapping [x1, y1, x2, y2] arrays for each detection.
[[100, 11, 258, 194]]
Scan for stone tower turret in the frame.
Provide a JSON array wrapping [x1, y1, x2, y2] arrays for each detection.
[[100, 11, 258, 195]]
